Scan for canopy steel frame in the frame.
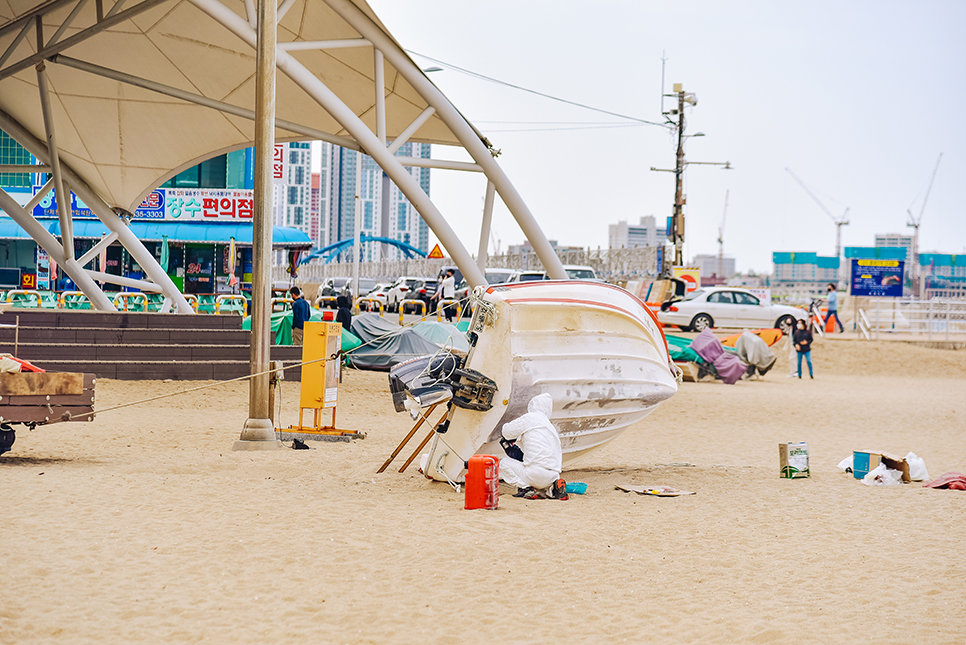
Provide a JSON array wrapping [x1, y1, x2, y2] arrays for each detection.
[[0, 0, 169, 81], [0, 106, 193, 313]]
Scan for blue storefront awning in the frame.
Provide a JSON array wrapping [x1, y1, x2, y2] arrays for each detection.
[[30, 218, 312, 248]]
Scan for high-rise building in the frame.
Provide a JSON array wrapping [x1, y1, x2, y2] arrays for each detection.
[[608, 216, 666, 249], [772, 252, 840, 295], [321, 142, 430, 261], [874, 233, 914, 267], [691, 253, 736, 279]]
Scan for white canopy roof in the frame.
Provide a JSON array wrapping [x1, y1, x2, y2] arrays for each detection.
[[0, 0, 463, 211]]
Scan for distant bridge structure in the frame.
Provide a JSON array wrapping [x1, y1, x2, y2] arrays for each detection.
[[300, 234, 426, 264]]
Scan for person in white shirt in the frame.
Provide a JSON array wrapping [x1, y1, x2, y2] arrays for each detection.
[[435, 269, 456, 321]]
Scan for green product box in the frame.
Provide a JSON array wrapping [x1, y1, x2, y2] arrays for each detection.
[[779, 442, 810, 478]]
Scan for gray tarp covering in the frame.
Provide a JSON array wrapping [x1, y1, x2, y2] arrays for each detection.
[[348, 314, 443, 371], [734, 331, 777, 376], [411, 321, 470, 354]]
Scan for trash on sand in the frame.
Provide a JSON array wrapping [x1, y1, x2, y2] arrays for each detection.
[[905, 452, 929, 482], [615, 485, 695, 497], [852, 451, 911, 482], [862, 463, 903, 486], [923, 472, 966, 490], [779, 442, 809, 478], [837, 455, 853, 473], [565, 482, 588, 495]]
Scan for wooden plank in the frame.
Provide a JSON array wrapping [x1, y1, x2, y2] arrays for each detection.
[[0, 392, 95, 405], [0, 372, 92, 395], [0, 405, 94, 424]]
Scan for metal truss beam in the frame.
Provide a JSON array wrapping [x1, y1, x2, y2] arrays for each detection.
[[0, 0, 169, 81], [0, 105, 193, 313], [189, 0, 487, 288]]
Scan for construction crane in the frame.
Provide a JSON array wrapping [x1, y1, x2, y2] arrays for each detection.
[[785, 168, 850, 280], [906, 153, 943, 295], [717, 190, 728, 279]]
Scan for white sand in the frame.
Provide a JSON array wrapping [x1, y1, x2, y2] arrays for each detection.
[[3, 337, 966, 643]]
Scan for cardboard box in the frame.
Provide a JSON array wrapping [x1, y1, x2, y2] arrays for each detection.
[[779, 442, 810, 478], [853, 451, 910, 482]]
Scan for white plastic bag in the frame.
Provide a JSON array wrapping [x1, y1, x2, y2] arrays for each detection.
[[862, 463, 902, 486], [837, 455, 853, 473], [905, 452, 929, 482]]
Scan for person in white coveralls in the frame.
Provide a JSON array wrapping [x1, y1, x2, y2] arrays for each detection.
[[499, 393, 568, 500]]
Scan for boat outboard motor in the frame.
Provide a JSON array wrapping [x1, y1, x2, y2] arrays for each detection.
[[388, 352, 498, 415]]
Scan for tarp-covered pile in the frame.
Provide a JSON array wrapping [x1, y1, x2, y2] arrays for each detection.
[[348, 314, 446, 371], [733, 331, 777, 376], [243, 311, 361, 351], [689, 329, 748, 385]]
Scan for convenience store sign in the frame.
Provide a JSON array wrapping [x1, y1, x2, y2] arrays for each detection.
[[32, 187, 255, 222]]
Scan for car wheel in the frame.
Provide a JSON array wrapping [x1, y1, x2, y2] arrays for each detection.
[[690, 314, 713, 332], [777, 315, 796, 335]]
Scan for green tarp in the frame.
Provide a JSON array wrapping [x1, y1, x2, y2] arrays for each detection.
[[242, 311, 361, 352], [665, 334, 702, 364]]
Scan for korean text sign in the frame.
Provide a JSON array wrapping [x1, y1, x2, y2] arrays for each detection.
[[850, 259, 904, 297]]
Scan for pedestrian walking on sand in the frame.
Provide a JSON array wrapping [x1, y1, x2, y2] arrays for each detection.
[[825, 283, 844, 333], [793, 319, 814, 379]]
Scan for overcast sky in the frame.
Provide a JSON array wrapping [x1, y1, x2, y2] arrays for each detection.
[[337, 1, 965, 273]]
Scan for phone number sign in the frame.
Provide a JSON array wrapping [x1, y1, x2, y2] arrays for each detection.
[[850, 259, 904, 297], [164, 189, 254, 221]]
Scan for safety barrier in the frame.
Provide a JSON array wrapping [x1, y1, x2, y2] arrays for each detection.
[[271, 297, 293, 312], [398, 299, 426, 325], [113, 292, 149, 312], [183, 293, 200, 312], [436, 299, 461, 323], [58, 291, 91, 309], [356, 298, 384, 317], [215, 294, 248, 315], [5, 290, 41, 308], [315, 296, 337, 310]]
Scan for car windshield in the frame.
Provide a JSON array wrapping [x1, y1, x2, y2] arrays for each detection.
[[565, 268, 596, 279], [333, 278, 351, 288], [683, 289, 705, 301], [485, 271, 514, 284]]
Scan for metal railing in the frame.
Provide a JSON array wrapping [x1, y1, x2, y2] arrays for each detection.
[[215, 294, 248, 315], [435, 299, 461, 322], [860, 298, 966, 340], [356, 297, 384, 316], [398, 298, 426, 324]]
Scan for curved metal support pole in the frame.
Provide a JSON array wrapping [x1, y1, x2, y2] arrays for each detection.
[[0, 188, 115, 310], [36, 62, 74, 261], [0, 105, 194, 313], [323, 0, 567, 281], [478, 180, 495, 273], [189, 0, 486, 289]]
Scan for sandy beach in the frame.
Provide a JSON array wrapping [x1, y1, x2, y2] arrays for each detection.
[[3, 336, 966, 644]]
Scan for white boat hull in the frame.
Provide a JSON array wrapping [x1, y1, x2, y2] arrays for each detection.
[[421, 281, 679, 483]]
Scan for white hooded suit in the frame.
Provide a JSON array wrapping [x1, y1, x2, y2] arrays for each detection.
[[499, 393, 562, 490]]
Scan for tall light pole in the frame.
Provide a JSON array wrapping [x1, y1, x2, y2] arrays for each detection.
[[651, 83, 730, 273]]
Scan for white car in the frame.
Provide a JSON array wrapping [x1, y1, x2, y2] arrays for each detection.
[[360, 283, 390, 311], [656, 286, 807, 333], [385, 276, 425, 313]]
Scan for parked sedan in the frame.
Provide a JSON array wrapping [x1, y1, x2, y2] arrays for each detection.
[[656, 287, 807, 333]]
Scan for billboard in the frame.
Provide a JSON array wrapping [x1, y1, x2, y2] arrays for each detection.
[[673, 266, 701, 293], [850, 259, 904, 297], [31, 187, 254, 222]]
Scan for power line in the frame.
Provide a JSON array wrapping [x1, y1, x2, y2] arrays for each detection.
[[407, 50, 670, 129]]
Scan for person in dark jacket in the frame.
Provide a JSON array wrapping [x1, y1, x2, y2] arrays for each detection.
[[290, 286, 311, 345], [792, 319, 814, 379], [336, 294, 352, 333]]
